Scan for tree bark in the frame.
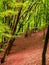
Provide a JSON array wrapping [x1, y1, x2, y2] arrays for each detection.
[[42, 25, 49, 65], [1, 7, 22, 64], [0, 0, 37, 63]]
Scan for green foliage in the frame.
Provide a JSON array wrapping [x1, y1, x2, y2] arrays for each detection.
[[0, 48, 4, 52], [0, 0, 49, 51]]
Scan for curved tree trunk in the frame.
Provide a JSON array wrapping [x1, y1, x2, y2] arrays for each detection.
[[42, 25, 49, 65], [0, 1, 37, 64], [1, 7, 22, 64]]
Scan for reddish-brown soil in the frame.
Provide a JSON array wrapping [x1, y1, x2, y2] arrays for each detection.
[[0, 27, 49, 65]]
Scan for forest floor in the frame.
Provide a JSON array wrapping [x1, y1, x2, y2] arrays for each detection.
[[0, 27, 49, 65]]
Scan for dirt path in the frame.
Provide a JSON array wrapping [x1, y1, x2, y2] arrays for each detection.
[[0, 27, 49, 65], [1, 46, 49, 65]]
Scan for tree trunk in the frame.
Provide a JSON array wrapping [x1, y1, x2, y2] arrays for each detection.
[[1, 7, 22, 64], [0, 1, 37, 63], [42, 25, 49, 65]]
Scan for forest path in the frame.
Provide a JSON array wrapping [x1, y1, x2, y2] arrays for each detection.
[[0, 27, 49, 65]]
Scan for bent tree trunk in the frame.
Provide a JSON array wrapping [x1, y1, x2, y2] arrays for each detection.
[[1, 7, 22, 64], [0, 1, 37, 63], [42, 25, 49, 65]]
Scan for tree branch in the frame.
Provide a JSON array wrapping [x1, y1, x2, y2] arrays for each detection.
[[19, 0, 37, 19]]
